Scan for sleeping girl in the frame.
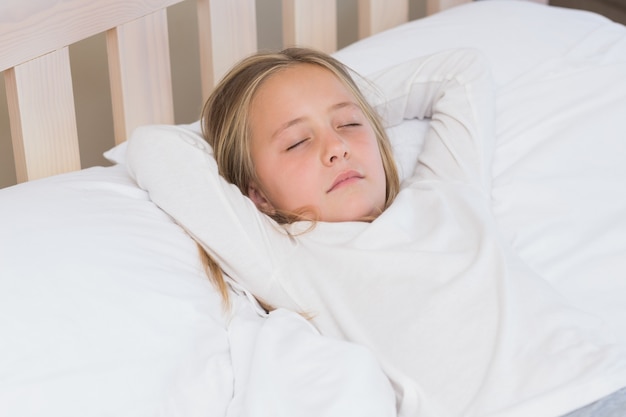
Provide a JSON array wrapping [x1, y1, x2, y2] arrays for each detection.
[[126, 47, 626, 417]]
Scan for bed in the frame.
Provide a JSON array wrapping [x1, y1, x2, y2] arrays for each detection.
[[1, 0, 626, 416]]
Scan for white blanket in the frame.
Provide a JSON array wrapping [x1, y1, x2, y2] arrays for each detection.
[[336, 0, 626, 350]]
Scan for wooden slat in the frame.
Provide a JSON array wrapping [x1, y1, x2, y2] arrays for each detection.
[[358, 0, 409, 38], [106, 9, 175, 144], [4, 48, 81, 183], [426, 0, 472, 15], [282, 0, 337, 54], [196, 0, 257, 100], [0, 0, 185, 73]]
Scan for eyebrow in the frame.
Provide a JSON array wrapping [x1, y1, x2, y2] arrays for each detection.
[[270, 101, 360, 140], [271, 117, 305, 140]]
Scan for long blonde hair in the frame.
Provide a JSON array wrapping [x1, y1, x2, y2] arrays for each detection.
[[199, 47, 400, 309]]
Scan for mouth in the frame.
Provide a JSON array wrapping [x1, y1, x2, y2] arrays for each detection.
[[327, 170, 364, 193]]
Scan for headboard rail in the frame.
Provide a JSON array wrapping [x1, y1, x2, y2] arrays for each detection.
[[107, 9, 175, 146], [0, 0, 466, 185], [4, 48, 81, 182], [0, 0, 183, 74], [1, 0, 183, 183]]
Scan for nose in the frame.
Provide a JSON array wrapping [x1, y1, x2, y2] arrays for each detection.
[[322, 131, 349, 165]]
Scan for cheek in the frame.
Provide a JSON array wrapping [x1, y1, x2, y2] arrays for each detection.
[[367, 141, 388, 200], [250, 151, 282, 200], [282, 161, 318, 194], [363, 133, 386, 175], [258, 157, 319, 208], [374, 156, 388, 198]]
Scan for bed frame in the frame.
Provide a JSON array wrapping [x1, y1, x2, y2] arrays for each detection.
[[0, 0, 544, 185]]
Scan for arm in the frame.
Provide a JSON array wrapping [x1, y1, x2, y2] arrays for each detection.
[[359, 49, 496, 192], [126, 124, 295, 307]]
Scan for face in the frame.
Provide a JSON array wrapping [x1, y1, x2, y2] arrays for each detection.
[[247, 63, 386, 222]]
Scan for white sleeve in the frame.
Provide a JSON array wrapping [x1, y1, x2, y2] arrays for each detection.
[[125, 125, 295, 306], [359, 49, 496, 192]]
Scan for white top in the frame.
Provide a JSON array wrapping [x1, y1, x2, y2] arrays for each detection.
[[126, 49, 626, 417]]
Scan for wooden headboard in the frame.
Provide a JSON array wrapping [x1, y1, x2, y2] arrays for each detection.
[[0, 0, 472, 187]]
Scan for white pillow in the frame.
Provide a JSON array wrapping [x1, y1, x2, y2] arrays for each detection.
[[335, 0, 611, 85], [0, 165, 234, 417], [104, 121, 204, 166]]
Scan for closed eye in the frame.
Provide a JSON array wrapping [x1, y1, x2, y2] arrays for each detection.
[[286, 138, 309, 151], [339, 123, 361, 128]]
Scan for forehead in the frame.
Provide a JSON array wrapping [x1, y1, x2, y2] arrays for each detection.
[[247, 62, 366, 144], [253, 62, 354, 103]]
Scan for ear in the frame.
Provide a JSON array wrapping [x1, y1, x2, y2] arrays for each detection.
[[247, 182, 275, 214]]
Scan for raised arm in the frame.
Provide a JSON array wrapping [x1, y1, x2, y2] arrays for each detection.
[[359, 49, 496, 192], [126, 124, 295, 307]]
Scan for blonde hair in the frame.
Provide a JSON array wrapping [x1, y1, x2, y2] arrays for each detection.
[[199, 47, 400, 308]]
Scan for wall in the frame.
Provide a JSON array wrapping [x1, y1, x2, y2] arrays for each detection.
[[0, 0, 426, 188], [550, 0, 626, 24]]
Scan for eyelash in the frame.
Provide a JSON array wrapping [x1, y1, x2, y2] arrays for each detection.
[[286, 138, 308, 151], [285, 123, 361, 151]]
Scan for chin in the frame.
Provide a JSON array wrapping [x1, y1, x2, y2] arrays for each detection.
[[325, 204, 383, 223]]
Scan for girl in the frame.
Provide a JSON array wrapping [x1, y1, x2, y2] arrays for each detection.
[[127, 48, 626, 417]]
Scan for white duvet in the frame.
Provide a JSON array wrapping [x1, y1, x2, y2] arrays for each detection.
[[335, 0, 626, 351], [1, 1, 626, 417], [338, 0, 626, 348]]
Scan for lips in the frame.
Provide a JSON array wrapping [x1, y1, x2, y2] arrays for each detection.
[[327, 170, 363, 193]]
